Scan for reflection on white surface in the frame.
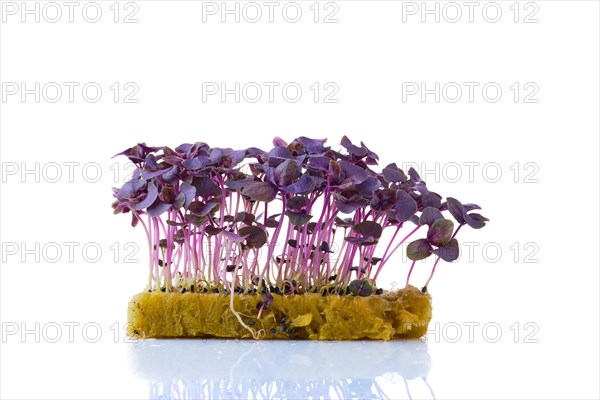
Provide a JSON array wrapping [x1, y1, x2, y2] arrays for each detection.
[[129, 339, 434, 399]]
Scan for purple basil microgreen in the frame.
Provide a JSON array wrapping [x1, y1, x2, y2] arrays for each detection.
[[286, 210, 313, 226], [427, 219, 454, 247], [355, 177, 381, 197], [463, 212, 489, 229], [352, 221, 383, 239], [421, 192, 442, 209], [338, 161, 368, 184], [274, 159, 301, 186], [146, 200, 171, 217], [239, 226, 267, 248], [446, 197, 466, 224], [242, 181, 278, 202], [179, 181, 196, 209], [188, 201, 211, 216], [233, 212, 255, 225], [348, 279, 373, 296], [286, 196, 308, 211], [192, 176, 221, 198], [113, 136, 486, 316], [419, 207, 444, 226], [393, 190, 418, 222], [432, 238, 459, 262], [407, 239, 433, 261], [408, 167, 421, 183], [340, 135, 368, 158], [382, 163, 407, 183], [130, 182, 158, 211], [371, 188, 397, 211]]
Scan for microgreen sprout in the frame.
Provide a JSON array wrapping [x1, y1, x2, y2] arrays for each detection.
[[113, 137, 487, 335]]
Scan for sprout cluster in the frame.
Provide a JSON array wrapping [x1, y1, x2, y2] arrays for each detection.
[[112, 136, 488, 297]]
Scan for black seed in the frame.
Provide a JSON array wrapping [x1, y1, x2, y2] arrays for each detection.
[[281, 325, 287, 332], [288, 328, 296, 334], [223, 290, 229, 295], [212, 288, 219, 293], [280, 317, 286, 324], [190, 285, 195, 292], [421, 286, 428, 293], [375, 288, 383, 295], [160, 287, 166, 292], [248, 321, 255, 326], [270, 328, 277, 334], [181, 288, 187, 294]]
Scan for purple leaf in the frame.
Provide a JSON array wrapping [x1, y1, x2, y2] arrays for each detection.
[[182, 155, 209, 170], [287, 196, 308, 211], [407, 239, 433, 261], [131, 182, 158, 210], [382, 163, 407, 183], [233, 212, 255, 225], [272, 136, 288, 147], [421, 192, 442, 209], [427, 219, 454, 246], [341, 136, 367, 157], [117, 178, 146, 200], [146, 200, 171, 217], [189, 200, 220, 216], [160, 187, 176, 204], [268, 146, 293, 160], [307, 156, 332, 171], [286, 210, 312, 226], [179, 181, 196, 209], [294, 136, 328, 154], [339, 161, 368, 184], [225, 177, 254, 190], [162, 166, 180, 183], [275, 159, 300, 186], [352, 221, 383, 239], [419, 207, 444, 226], [355, 177, 380, 197], [348, 279, 373, 296], [192, 176, 221, 198], [463, 203, 482, 212], [446, 197, 465, 224], [281, 174, 316, 194], [239, 226, 268, 248], [231, 149, 246, 165], [394, 191, 418, 222], [408, 167, 421, 183], [371, 188, 397, 211], [173, 192, 185, 209], [463, 212, 489, 229], [432, 238, 459, 262], [242, 181, 278, 202]]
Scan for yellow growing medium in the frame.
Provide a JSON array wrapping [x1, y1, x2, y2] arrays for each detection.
[[128, 286, 432, 340]]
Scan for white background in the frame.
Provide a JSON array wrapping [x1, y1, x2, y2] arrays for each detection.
[[1, 1, 599, 399]]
